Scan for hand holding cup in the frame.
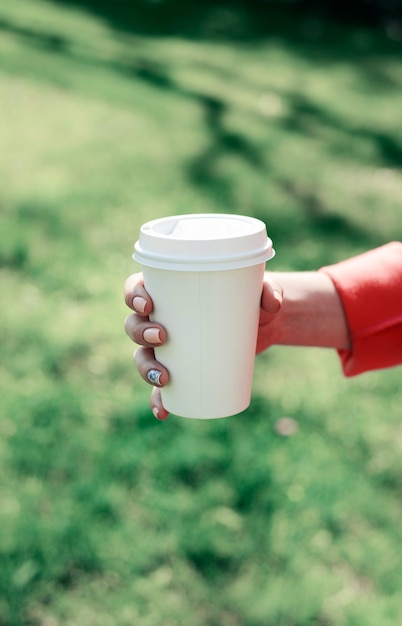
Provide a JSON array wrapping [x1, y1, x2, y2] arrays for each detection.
[[124, 272, 170, 421], [124, 269, 283, 421]]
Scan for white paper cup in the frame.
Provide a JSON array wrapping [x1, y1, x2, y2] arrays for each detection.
[[133, 214, 275, 419]]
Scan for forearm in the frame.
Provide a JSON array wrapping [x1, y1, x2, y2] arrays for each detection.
[[268, 271, 351, 350]]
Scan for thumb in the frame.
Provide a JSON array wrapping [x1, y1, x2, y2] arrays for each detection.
[[261, 278, 283, 314]]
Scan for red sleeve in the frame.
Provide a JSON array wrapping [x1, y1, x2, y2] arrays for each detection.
[[319, 242, 402, 376]]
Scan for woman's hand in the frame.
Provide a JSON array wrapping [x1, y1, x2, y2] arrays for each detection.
[[124, 273, 170, 421], [124, 272, 283, 420]]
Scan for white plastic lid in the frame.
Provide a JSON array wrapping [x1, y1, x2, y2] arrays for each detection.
[[133, 214, 275, 271]]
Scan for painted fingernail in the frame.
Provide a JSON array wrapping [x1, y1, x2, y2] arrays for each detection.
[[153, 407, 168, 421], [147, 369, 162, 386], [133, 296, 147, 313], [143, 328, 161, 344]]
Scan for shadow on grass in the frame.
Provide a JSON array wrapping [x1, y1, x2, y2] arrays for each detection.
[[49, 0, 402, 41], [2, 1, 401, 251]]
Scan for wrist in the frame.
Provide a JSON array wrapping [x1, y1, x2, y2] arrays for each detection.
[[267, 271, 350, 350]]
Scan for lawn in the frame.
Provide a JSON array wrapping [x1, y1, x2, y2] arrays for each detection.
[[0, 1, 402, 625]]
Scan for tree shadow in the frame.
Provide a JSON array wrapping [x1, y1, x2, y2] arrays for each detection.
[[281, 92, 402, 168], [3, 1, 401, 248], [275, 178, 376, 246], [0, 15, 69, 52], [50, 0, 402, 41]]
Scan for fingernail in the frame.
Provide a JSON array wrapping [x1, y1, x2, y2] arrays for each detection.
[[143, 328, 161, 344], [153, 407, 168, 421], [273, 289, 283, 305], [152, 407, 160, 420], [133, 296, 147, 313], [147, 369, 162, 386]]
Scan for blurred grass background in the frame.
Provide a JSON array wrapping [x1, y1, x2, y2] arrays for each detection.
[[1, 1, 402, 624]]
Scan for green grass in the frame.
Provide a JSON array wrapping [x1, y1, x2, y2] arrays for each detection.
[[1, 1, 402, 624]]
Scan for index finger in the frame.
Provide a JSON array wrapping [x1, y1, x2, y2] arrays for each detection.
[[124, 273, 153, 315]]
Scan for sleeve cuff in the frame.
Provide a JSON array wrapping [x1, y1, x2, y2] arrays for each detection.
[[319, 242, 402, 376]]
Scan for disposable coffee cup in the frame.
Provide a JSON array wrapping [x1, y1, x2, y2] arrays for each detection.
[[133, 213, 275, 419]]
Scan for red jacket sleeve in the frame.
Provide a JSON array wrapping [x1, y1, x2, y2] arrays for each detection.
[[319, 242, 402, 376]]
